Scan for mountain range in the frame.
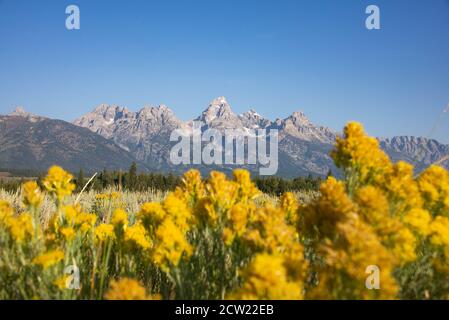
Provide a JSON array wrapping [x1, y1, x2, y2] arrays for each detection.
[[1, 98, 448, 177]]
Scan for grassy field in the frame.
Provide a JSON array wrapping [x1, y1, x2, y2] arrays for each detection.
[[1, 122, 449, 300], [0, 187, 317, 227]]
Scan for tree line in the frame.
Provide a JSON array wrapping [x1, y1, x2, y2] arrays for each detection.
[[0, 162, 324, 195]]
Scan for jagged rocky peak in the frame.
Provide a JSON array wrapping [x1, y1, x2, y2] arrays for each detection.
[[91, 104, 129, 121], [239, 108, 271, 129], [211, 96, 230, 108], [241, 108, 261, 118], [287, 111, 311, 126], [93, 103, 123, 114], [379, 135, 447, 154], [137, 104, 181, 126], [8, 106, 44, 121], [139, 104, 174, 116], [200, 96, 235, 121], [275, 110, 336, 144], [10, 106, 28, 116], [274, 110, 313, 130], [72, 104, 129, 139], [380, 135, 436, 145]]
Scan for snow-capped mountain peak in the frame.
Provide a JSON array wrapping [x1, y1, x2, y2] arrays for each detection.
[[195, 96, 243, 129]]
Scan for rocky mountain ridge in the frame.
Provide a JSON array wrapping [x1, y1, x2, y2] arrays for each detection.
[[72, 97, 449, 176]]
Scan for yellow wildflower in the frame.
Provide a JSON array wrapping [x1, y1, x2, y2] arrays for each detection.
[[299, 177, 355, 239], [111, 208, 129, 232], [228, 253, 302, 300], [7, 213, 34, 242], [124, 223, 152, 251], [222, 227, 235, 246], [22, 181, 43, 208], [179, 169, 205, 203], [418, 165, 449, 215], [233, 169, 260, 201], [404, 208, 432, 237], [392, 228, 417, 263], [76, 212, 97, 233], [382, 161, 422, 212], [42, 166, 75, 202], [64, 205, 79, 223], [0, 200, 14, 222], [280, 192, 299, 224], [206, 171, 238, 211], [60, 227, 76, 241], [138, 202, 166, 231], [53, 275, 70, 290], [228, 203, 249, 236], [355, 185, 417, 263], [162, 194, 191, 232], [312, 216, 398, 299], [245, 207, 301, 258], [95, 192, 120, 201], [152, 218, 192, 271], [430, 216, 449, 247], [331, 122, 391, 189], [355, 185, 389, 224], [196, 197, 219, 226], [63, 205, 97, 233], [32, 250, 64, 269], [94, 223, 115, 242], [104, 278, 160, 300]]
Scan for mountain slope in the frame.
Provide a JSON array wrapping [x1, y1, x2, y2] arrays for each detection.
[[0, 111, 146, 173]]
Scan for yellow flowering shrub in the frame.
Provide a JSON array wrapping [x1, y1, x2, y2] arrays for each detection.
[[5, 213, 35, 243], [228, 253, 302, 300], [331, 121, 391, 190], [32, 250, 65, 269], [418, 165, 449, 216], [22, 181, 43, 208], [95, 223, 115, 243], [138, 202, 165, 231], [104, 278, 160, 300], [124, 223, 152, 251], [42, 166, 75, 203], [325, 122, 449, 299], [280, 192, 299, 225], [152, 218, 192, 271]]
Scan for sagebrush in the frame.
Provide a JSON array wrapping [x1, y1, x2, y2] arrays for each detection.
[[1, 122, 449, 300]]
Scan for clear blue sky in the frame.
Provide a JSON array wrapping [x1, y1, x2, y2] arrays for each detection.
[[1, 0, 448, 142]]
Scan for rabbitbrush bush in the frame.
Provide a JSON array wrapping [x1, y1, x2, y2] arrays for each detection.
[[1, 121, 449, 299]]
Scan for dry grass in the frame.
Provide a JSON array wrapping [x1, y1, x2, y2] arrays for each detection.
[[0, 187, 168, 227], [0, 187, 317, 227]]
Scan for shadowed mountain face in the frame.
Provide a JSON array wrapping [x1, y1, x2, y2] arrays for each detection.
[[0, 111, 147, 173], [73, 97, 449, 177]]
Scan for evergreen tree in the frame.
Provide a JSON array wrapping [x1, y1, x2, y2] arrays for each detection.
[[128, 162, 138, 190], [76, 169, 85, 192], [118, 169, 123, 192]]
